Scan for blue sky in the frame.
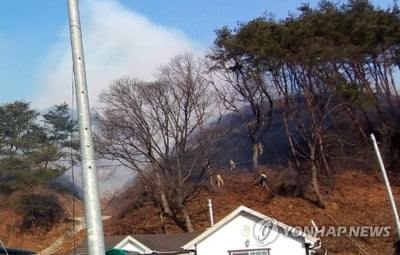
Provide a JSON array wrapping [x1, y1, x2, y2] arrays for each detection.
[[0, 0, 396, 109]]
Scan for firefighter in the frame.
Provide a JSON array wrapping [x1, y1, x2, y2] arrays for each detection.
[[229, 159, 236, 171], [216, 174, 224, 187], [257, 142, 264, 157], [260, 172, 267, 188]]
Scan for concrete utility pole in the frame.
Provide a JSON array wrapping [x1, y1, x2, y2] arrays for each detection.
[[66, 0, 106, 254], [371, 133, 400, 239]]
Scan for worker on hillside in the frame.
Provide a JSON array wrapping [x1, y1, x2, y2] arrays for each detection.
[[216, 174, 224, 187], [257, 142, 264, 157], [229, 159, 236, 171], [260, 172, 267, 188]]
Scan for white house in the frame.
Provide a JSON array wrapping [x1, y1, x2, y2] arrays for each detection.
[[73, 205, 320, 255], [182, 205, 320, 255]]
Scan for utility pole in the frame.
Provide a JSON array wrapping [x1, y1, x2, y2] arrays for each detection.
[[371, 133, 400, 239], [66, 1, 106, 254]]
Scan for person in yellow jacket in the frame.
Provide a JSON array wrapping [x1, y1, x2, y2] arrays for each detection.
[[260, 172, 267, 188], [216, 174, 224, 187]]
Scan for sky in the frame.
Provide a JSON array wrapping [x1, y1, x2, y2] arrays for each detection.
[[0, 0, 396, 110]]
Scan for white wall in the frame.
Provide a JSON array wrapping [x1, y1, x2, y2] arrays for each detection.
[[192, 213, 308, 255]]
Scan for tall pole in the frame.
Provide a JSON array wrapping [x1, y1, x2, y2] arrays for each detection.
[[370, 133, 400, 239], [67, 1, 106, 254]]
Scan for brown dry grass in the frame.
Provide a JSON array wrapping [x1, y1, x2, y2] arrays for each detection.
[[0, 191, 84, 254], [2, 168, 399, 255], [103, 168, 400, 255]]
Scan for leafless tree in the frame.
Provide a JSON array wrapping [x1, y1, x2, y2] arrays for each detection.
[[270, 61, 343, 208], [95, 53, 220, 232], [208, 54, 274, 173]]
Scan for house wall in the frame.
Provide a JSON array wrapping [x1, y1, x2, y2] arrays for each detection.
[[193, 213, 308, 255]]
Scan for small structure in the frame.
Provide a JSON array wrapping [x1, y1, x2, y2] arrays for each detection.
[[182, 205, 319, 255], [73, 206, 319, 255], [0, 247, 36, 255]]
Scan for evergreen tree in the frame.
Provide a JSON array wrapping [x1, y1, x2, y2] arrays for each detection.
[[0, 101, 68, 193]]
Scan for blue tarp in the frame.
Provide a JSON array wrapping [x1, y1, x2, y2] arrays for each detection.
[[0, 247, 36, 255]]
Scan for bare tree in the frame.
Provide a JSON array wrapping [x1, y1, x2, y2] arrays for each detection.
[[208, 38, 274, 173], [95, 53, 219, 232], [270, 61, 345, 208]]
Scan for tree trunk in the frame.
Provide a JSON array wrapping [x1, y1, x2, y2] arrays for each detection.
[[281, 110, 301, 170], [308, 142, 326, 208], [340, 103, 367, 139], [155, 172, 172, 216], [209, 174, 215, 189], [310, 159, 326, 209], [317, 132, 333, 194], [158, 206, 167, 234], [159, 190, 172, 216], [252, 142, 260, 173], [208, 167, 215, 189], [181, 206, 194, 232]]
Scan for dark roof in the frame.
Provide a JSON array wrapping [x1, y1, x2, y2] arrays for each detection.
[[0, 247, 36, 255], [73, 233, 199, 255], [133, 232, 199, 252], [74, 235, 127, 255], [104, 235, 129, 249]]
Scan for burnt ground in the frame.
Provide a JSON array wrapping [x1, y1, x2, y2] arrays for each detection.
[[102, 168, 400, 255], [1, 168, 399, 255]]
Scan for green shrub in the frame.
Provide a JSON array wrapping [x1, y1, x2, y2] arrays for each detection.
[[15, 193, 65, 231]]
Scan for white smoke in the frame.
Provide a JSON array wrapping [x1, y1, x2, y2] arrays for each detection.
[[33, 0, 202, 109]]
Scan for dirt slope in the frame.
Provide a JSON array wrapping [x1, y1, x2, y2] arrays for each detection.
[[1, 169, 398, 255], [0, 191, 85, 254], [103, 168, 399, 255]]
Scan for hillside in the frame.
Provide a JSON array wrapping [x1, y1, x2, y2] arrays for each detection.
[[1, 168, 398, 255], [100, 168, 399, 255], [0, 190, 85, 254]]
